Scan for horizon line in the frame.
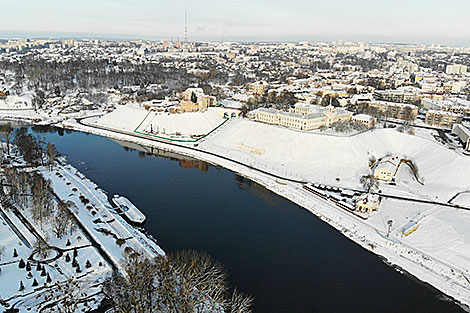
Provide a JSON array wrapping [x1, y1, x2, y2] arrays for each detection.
[[1, 30, 470, 48]]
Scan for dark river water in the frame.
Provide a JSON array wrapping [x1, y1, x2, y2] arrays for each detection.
[[29, 126, 466, 313]]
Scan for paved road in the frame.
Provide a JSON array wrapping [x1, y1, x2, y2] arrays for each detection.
[[340, 185, 470, 211], [0, 185, 46, 246], [0, 205, 32, 249]]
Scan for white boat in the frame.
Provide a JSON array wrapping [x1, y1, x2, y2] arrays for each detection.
[[112, 194, 146, 224]]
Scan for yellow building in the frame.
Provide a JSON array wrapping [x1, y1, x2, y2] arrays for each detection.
[[180, 100, 201, 113], [255, 108, 279, 125], [352, 114, 376, 129], [293, 103, 313, 115], [294, 103, 353, 124], [182, 88, 204, 101], [322, 89, 349, 98], [355, 193, 380, 214], [247, 81, 269, 95], [368, 101, 418, 121], [322, 105, 353, 125], [442, 105, 470, 116], [180, 88, 216, 113], [425, 110, 462, 128], [374, 156, 401, 182]]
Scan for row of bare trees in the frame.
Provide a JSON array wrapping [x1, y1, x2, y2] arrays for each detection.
[[12, 132, 57, 167], [104, 250, 253, 313], [3, 166, 75, 237]]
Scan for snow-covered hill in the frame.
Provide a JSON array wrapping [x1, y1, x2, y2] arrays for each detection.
[[202, 119, 470, 198]]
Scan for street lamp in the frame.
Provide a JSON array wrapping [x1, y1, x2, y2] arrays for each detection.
[[387, 219, 393, 238]]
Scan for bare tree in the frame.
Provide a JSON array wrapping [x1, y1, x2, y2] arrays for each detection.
[[14, 133, 42, 165], [163, 250, 229, 312], [368, 156, 377, 168], [17, 171, 32, 209], [3, 167, 20, 205], [401, 159, 423, 184], [46, 143, 58, 170], [360, 175, 379, 192], [103, 252, 156, 313], [31, 175, 54, 229], [227, 289, 254, 313], [42, 276, 90, 313], [33, 238, 50, 260], [52, 201, 76, 239], [104, 250, 253, 313], [0, 123, 13, 155]]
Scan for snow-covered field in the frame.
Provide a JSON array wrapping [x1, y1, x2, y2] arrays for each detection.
[[404, 208, 470, 271], [93, 105, 149, 132], [0, 93, 34, 110], [94, 105, 226, 138]]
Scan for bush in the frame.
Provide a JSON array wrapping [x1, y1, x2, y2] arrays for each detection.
[[115, 238, 126, 247]]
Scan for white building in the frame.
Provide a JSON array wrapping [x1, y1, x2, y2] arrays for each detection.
[[446, 64, 468, 75], [452, 124, 470, 151], [352, 114, 376, 129], [254, 104, 352, 131]]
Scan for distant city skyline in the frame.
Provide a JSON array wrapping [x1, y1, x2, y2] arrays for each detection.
[[1, 0, 470, 46]]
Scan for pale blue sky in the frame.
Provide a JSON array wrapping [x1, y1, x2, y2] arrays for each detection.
[[1, 0, 469, 45]]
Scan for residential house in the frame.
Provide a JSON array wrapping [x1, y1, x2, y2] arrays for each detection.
[[374, 156, 401, 182], [355, 193, 380, 214]]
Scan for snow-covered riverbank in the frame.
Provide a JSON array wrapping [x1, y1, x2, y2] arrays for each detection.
[[56, 115, 470, 311], [1, 107, 469, 310], [0, 151, 164, 312]]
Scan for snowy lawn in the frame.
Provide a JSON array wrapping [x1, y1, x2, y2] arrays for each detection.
[[95, 105, 226, 138]]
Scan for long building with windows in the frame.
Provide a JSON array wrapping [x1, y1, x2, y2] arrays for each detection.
[[425, 110, 462, 128], [255, 104, 352, 131], [367, 101, 419, 121], [442, 105, 470, 116]]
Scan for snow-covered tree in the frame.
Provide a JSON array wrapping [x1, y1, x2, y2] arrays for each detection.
[[104, 250, 253, 313], [52, 201, 76, 239], [46, 143, 58, 170], [31, 175, 54, 229], [43, 277, 90, 313], [360, 174, 379, 192]]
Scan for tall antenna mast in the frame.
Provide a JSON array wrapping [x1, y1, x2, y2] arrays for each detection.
[[184, 11, 188, 43]]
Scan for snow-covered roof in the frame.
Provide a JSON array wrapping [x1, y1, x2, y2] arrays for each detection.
[[375, 155, 400, 172], [371, 100, 418, 109], [353, 114, 374, 121], [357, 193, 379, 206], [257, 108, 278, 114], [294, 102, 312, 108], [426, 110, 462, 118], [221, 99, 243, 109]]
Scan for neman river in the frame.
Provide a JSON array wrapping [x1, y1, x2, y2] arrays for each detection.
[[27, 126, 466, 313]]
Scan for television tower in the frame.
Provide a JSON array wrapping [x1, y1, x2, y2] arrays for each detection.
[[184, 11, 188, 43]]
